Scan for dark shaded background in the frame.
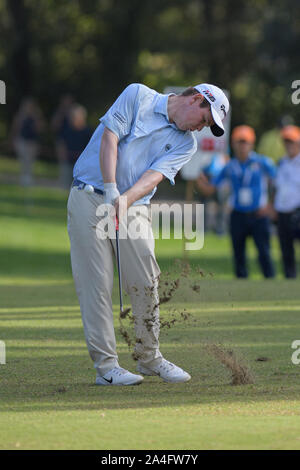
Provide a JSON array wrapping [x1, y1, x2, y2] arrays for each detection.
[[0, 0, 300, 158]]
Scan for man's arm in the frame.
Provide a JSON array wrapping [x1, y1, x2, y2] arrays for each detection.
[[115, 170, 165, 219], [99, 83, 139, 200], [100, 127, 164, 215], [256, 179, 278, 219], [197, 162, 230, 197], [99, 127, 121, 205], [256, 157, 278, 218], [100, 127, 118, 183], [123, 170, 165, 206], [196, 172, 216, 197]]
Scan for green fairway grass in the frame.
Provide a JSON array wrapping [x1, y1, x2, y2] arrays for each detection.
[[1, 183, 300, 450], [0, 156, 59, 181]]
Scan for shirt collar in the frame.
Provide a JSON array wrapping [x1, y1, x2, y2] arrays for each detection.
[[287, 152, 300, 162], [233, 151, 256, 165], [247, 151, 257, 162], [154, 93, 173, 122]]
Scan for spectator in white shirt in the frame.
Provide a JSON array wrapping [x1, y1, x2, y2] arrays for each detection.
[[274, 125, 300, 278]]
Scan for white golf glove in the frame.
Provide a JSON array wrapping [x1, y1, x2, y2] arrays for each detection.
[[104, 182, 120, 206]]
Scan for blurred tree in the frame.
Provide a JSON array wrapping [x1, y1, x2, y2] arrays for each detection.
[[6, 0, 32, 104], [0, 0, 300, 153]]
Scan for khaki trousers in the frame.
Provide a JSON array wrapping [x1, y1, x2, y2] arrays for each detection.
[[67, 187, 162, 375]]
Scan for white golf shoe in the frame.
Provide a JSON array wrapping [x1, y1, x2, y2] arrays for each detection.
[[137, 359, 191, 383], [96, 367, 144, 386]]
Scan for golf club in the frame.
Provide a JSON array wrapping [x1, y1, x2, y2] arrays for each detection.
[[115, 214, 124, 315]]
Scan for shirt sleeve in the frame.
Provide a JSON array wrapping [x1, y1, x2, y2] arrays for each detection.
[[99, 83, 139, 140], [274, 158, 284, 188], [148, 136, 197, 185], [261, 156, 277, 179], [212, 164, 230, 187]]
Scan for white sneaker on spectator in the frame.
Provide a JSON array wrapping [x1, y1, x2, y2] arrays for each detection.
[[137, 359, 191, 383], [96, 367, 144, 386]]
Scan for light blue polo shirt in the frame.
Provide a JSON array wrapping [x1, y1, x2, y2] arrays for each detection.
[[212, 152, 277, 212], [73, 83, 197, 205]]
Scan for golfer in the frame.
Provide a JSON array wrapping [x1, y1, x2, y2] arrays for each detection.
[[67, 83, 229, 385]]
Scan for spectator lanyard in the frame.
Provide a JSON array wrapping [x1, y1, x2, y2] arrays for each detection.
[[232, 160, 253, 187], [232, 159, 254, 207]]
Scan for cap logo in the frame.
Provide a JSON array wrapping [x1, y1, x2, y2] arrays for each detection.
[[220, 104, 226, 118], [203, 89, 216, 102]]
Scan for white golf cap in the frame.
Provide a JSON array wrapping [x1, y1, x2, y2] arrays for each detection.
[[194, 83, 229, 137]]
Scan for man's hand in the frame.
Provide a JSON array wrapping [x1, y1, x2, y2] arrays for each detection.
[[196, 172, 216, 197], [198, 172, 209, 184], [256, 203, 278, 220], [114, 195, 129, 221], [104, 182, 120, 205]]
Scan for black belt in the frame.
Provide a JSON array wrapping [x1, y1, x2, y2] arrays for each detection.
[[72, 179, 104, 195]]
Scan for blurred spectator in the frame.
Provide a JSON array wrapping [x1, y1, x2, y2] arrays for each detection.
[[257, 116, 294, 163], [201, 152, 230, 235], [11, 98, 44, 186], [274, 125, 300, 278], [51, 94, 74, 187], [197, 125, 276, 278], [59, 104, 93, 188]]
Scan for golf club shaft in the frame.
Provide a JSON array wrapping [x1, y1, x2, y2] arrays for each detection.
[[115, 216, 123, 313]]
